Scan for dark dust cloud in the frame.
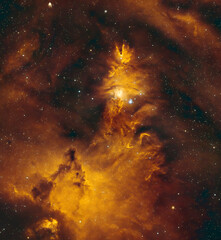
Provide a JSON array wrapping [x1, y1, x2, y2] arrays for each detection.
[[0, 0, 220, 240]]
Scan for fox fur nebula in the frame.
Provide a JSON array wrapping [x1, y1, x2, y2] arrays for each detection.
[[0, 0, 220, 240]]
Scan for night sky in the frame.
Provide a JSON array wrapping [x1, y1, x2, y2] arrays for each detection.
[[0, 0, 221, 240]]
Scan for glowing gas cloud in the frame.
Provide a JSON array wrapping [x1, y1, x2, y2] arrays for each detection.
[[7, 44, 165, 239], [0, 0, 220, 240]]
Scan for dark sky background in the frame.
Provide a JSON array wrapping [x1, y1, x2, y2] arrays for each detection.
[[0, 0, 220, 240]]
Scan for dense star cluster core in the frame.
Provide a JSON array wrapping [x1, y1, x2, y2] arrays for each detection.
[[0, 0, 221, 240]]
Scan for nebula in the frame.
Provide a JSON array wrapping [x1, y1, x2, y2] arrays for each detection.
[[0, 0, 220, 239]]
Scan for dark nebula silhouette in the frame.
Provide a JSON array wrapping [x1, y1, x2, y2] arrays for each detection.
[[0, 0, 220, 240]]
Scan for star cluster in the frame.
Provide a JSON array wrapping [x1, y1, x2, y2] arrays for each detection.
[[0, 0, 220, 240]]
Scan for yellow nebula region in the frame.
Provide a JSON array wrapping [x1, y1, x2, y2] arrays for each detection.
[[100, 44, 145, 103], [26, 218, 59, 240], [9, 44, 164, 240], [0, 0, 220, 239]]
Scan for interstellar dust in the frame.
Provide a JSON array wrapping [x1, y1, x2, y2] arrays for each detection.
[[0, 0, 220, 240]]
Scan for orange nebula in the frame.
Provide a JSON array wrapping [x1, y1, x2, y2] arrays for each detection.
[[6, 44, 164, 240], [1, 1, 220, 239]]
